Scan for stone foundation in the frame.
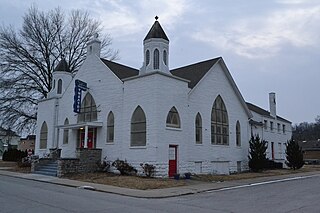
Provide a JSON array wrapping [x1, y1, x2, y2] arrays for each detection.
[[57, 158, 80, 177]]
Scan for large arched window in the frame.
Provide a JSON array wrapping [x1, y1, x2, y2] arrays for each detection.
[[211, 96, 229, 145], [195, 113, 202, 144], [166, 107, 181, 128], [131, 106, 146, 146], [146, 50, 150, 65], [107, 111, 114, 143], [78, 93, 97, 123], [57, 79, 62, 94], [63, 118, 69, 144], [163, 50, 167, 65], [236, 121, 241, 146], [153, 49, 159, 69], [40, 122, 48, 149]]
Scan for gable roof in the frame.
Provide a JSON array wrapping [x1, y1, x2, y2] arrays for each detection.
[[170, 58, 221, 88], [100, 58, 139, 80], [246, 102, 291, 123], [144, 20, 169, 41], [54, 58, 71, 72]]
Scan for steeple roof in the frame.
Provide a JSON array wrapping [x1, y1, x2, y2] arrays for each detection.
[[144, 17, 169, 41], [54, 58, 71, 72]]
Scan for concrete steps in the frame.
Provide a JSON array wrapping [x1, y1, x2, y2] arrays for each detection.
[[34, 161, 57, 177]]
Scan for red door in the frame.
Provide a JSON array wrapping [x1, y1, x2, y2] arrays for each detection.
[[79, 129, 94, 149], [168, 145, 178, 177]]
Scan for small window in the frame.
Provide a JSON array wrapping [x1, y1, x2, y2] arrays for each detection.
[[282, 124, 286, 133], [146, 50, 150, 65], [270, 121, 274, 131], [57, 79, 62, 94], [107, 112, 114, 143], [277, 123, 280, 132], [264, 120, 267, 130], [40, 122, 48, 149], [131, 106, 146, 146], [195, 113, 202, 144], [153, 49, 159, 69], [166, 107, 181, 128], [63, 119, 69, 144], [236, 121, 241, 146], [163, 50, 167, 65]]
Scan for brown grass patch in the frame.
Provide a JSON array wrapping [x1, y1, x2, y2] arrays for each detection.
[[64, 173, 188, 190]]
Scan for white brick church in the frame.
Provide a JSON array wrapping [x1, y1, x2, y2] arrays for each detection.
[[35, 18, 292, 177]]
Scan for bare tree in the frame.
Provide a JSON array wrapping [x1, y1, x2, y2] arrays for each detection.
[[0, 6, 118, 134]]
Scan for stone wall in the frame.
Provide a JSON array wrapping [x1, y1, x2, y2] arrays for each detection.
[[76, 148, 102, 173], [57, 158, 79, 177]]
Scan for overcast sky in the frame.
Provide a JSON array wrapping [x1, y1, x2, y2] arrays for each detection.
[[1, 0, 319, 124]]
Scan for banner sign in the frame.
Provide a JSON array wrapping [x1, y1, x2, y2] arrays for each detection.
[[73, 79, 87, 113]]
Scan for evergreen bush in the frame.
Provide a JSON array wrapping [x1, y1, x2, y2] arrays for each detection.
[[248, 135, 268, 172], [285, 139, 304, 170], [2, 149, 27, 162]]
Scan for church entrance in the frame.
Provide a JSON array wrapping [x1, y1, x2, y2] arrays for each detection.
[[168, 145, 178, 177], [78, 128, 96, 149]]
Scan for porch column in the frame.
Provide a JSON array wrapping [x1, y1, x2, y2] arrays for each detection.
[[84, 125, 88, 148]]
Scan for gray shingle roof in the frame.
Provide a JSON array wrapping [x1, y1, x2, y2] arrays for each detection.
[[144, 20, 169, 41], [246, 102, 291, 123], [54, 59, 70, 72], [170, 58, 221, 88], [101, 59, 139, 80]]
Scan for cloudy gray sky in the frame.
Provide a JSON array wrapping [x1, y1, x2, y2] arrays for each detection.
[[1, 0, 319, 124]]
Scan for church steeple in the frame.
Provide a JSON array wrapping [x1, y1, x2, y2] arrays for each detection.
[[140, 17, 170, 75]]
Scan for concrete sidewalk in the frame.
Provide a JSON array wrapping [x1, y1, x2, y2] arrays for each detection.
[[1, 169, 319, 199]]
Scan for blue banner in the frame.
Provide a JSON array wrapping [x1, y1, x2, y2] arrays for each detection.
[[73, 79, 87, 113]]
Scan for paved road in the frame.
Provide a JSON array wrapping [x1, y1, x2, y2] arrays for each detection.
[[0, 175, 319, 213]]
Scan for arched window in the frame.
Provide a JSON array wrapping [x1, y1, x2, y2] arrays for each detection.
[[236, 121, 241, 146], [146, 50, 150, 65], [131, 106, 146, 146], [107, 111, 114, 143], [63, 118, 69, 144], [211, 96, 229, 145], [195, 113, 202, 144], [163, 50, 167, 65], [153, 49, 159, 69], [40, 122, 48, 149], [78, 93, 97, 123], [57, 79, 62, 94], [166, 107, 181, 128]]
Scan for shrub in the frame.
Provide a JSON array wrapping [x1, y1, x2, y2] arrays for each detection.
[[248, 135, 268, 172], [96, 156, 111, 172], [2, 149, 27, 162], [286, 139, 304, 170], [140, 163, 156, 177], [112, 159, 137, 175]]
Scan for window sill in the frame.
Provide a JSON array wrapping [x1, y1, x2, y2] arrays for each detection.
[[195, 143, 203, 146], [130, 146, 147, 149], [165, 127, 182, 131], [211, 144, 229, 147], [106, 142, 115, 145]]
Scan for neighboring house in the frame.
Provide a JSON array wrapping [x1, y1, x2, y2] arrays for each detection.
[[35, 18, 291, 177], [247, 95, 292, 165], [0, 127, 20, 157], [298, 140, 320, 164], [18, 135, 36, 152]]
